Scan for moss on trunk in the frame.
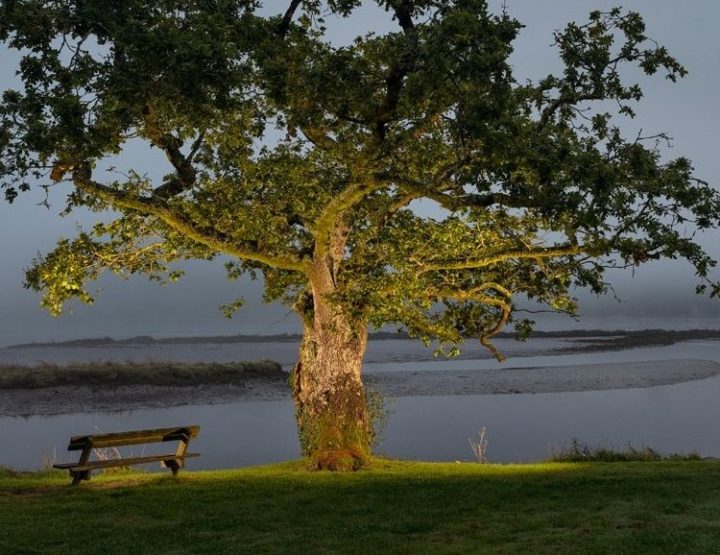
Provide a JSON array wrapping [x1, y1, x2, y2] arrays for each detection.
[[292, 267, 372, 470]]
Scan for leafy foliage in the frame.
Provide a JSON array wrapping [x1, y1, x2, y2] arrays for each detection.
[[1, 0, 718, 358]]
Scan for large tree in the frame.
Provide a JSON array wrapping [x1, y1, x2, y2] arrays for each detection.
[[1, 0, 718, 469]]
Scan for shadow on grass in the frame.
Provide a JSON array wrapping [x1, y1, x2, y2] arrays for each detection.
[[4, 459, 720, 554]]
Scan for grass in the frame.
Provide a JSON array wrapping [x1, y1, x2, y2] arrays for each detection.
[[0, 360, 283, 389], [549, 438, 702, 462], [3, 459, 720, 554]]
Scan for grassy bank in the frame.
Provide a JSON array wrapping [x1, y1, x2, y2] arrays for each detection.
[[2, 459, 720, 554], [0, 360, 284, 389]]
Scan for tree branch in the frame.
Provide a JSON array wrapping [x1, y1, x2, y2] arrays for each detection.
[[142, 105, 198, 199], [373, 1, 418, 141], [89, 241, 169, 272], [435, 282, 512, 300], [433, 282, 512, 362], [278, 0, 303, 38], [276, 3, 338, 151], [539, 92, 603, 128], [423, 190, 527, 211], [299, 124, 338, 150], [384, 161, 528, 214], [72, 166, 307, 272], [313, 175, 389, 258], [421, 244, 582, 272], [383, 191, 419, 221]]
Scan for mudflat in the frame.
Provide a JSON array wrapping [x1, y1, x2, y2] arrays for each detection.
[[2, 358, 719, 417], [367, 359, 720, 396]]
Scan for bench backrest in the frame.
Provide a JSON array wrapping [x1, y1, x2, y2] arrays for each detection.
[[68, 426, 200, 450]]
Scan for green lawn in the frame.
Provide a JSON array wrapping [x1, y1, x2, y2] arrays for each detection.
[[2, 459, 720, 554]]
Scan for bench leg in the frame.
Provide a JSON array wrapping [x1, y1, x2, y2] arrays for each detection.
[[163, 459, 181, 476], [69, 446, 93, 485], [70, 470, 90, 485], [167, 436, 190, 477], [68, 446, 93, 485]]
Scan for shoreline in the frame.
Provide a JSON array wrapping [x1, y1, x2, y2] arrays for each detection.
[[6, 327, 720, 351], [2, 358, 719, 418]]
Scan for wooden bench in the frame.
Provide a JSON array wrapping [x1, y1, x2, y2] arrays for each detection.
[[53, 426, 200, 484]]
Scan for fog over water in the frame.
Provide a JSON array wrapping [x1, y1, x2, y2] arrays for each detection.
[[1, 1, 719, 347]]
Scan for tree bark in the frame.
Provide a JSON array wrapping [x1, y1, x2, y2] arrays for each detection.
[[291, 262, 372, 470]]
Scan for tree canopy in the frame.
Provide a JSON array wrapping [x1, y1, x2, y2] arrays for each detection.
[[2, 0, 719, 466]]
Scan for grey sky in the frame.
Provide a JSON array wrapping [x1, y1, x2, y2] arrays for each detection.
[[1, 1, 719, 346]]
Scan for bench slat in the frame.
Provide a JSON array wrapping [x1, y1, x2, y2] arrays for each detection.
[[68, 426, 200, 450], [54, 452, 200, 471]]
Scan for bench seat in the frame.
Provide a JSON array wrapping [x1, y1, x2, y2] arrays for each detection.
[[54, 452, 200, 471]]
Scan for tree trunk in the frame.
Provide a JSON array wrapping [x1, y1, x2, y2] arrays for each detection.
[[291, 264, 371, 471]]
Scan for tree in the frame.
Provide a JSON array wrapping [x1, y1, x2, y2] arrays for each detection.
[[1, 0, 718, 469]]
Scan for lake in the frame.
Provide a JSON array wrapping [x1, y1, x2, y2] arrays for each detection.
[[2, 338, 720, 470]]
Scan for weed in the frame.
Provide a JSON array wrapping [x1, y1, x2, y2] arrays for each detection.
[[366, 386, 395, 450], [469, 427, 488, 463], [41, 448, 57, 471]]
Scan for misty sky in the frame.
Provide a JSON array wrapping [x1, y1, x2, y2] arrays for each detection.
[[1, 0, 719, 346]]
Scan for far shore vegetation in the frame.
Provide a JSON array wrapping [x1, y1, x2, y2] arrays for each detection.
[[6, 328, 720, 352], [3, 458, 720, 554], [0, 360, 284, 390]]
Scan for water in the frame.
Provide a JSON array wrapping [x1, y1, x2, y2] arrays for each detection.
[[1, 401, 299, 470], [386, 379, 720, 462], [3, 339, 720, 470], [3, 373, 720, 469]]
